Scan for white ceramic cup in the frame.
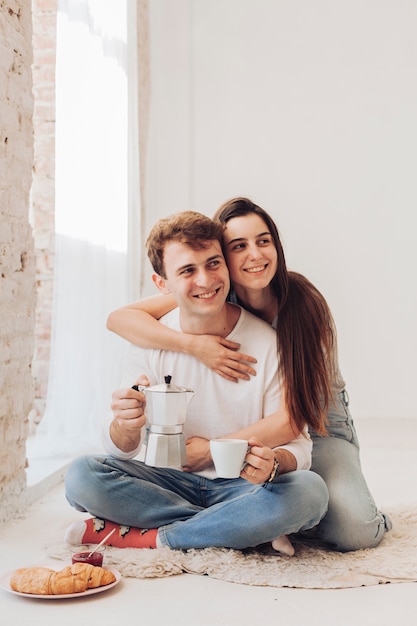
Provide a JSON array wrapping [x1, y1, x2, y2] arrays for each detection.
[[210, 438, 248, 478]]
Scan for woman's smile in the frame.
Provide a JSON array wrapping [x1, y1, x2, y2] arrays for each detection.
[[244, 263, 269, 274]]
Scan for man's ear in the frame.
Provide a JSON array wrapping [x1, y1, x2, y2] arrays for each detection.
[[152, 273, 171, 294]]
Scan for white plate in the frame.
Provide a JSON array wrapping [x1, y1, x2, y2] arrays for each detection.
[[0, 564, 121, 599]]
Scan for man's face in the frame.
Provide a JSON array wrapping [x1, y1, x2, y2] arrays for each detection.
[[155, 239, 230, 320]]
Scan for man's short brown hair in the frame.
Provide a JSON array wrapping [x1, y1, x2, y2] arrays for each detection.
[[146, 211, 224, 278]]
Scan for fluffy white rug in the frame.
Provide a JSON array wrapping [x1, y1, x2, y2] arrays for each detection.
[[47, 504, 417, 589]]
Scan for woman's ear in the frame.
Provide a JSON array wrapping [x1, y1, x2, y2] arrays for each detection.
[[152, 273, 170, 294]]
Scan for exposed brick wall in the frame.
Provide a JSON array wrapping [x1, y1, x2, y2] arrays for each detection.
[[0, 0, 36, 524], [30, 0, 56, 424]]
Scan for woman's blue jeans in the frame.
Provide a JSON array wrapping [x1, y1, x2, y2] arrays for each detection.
[[65, 456, 329, 551], [310, 389, 391, 551]]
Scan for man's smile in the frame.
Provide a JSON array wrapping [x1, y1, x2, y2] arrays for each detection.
[[194, 288, 221, 299]]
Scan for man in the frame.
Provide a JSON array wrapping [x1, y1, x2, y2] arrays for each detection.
[[64, 211, 328, 553]]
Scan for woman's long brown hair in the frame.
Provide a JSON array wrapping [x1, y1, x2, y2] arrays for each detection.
[[214, 197, 335, 436]]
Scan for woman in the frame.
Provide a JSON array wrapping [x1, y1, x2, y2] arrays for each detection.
[[107, 197, 391, 551]]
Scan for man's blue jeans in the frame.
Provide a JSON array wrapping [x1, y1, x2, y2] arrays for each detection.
[[65, 456, 329, 550]]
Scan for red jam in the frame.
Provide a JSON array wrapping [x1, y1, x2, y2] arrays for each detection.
[[71, 551, 103, 567]]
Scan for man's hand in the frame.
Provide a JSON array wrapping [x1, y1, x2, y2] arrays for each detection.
[[109, 376, 149, 453], [241, 437, 297, 484], [182, 436, 212, 472]]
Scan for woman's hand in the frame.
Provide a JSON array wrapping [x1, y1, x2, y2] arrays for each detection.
[[188, 335, 257, 382], [241, 437, 277, 484]]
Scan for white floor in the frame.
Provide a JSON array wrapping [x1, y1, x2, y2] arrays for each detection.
[[0, 418, 416, 626]]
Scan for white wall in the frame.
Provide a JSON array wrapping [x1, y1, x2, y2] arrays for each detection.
[[142, 0, 417, 420]]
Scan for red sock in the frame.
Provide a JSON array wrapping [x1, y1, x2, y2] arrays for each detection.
[[82, 518, 158, 549]]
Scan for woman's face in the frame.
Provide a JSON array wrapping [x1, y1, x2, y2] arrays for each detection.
[[221, 213, 278, 291]]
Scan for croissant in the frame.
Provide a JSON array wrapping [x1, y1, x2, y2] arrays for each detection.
[[10, 562, 116, 595]]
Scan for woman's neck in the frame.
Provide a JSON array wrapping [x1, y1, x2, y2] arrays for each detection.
[[233, 285, 277, 325]]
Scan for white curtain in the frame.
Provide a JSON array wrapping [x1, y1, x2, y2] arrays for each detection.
[[30, 0, 136, 458]]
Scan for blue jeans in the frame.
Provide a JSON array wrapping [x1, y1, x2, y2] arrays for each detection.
[[65, 456, 329, 550], [310, 389, 391, 551]]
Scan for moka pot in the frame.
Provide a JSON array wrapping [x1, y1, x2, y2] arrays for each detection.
[[139, 375, 195, 468]]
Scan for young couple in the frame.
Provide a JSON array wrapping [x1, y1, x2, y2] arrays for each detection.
[[65, 197, 390, 554]]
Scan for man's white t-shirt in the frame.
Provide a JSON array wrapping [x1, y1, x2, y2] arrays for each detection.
[[103, 305, 311, 476]]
